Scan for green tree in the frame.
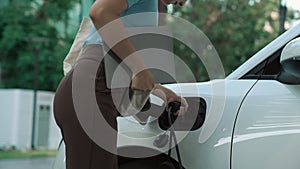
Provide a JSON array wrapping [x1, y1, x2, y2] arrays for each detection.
[[0, 0, 289, 89], [171, 0, 280, 81], [0, 0, 77, 91]]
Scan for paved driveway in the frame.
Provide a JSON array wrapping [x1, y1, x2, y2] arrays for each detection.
[[0, 156, 55, 169]]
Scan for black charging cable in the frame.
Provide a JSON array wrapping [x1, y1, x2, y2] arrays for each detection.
[[167, 101, 183, 169]]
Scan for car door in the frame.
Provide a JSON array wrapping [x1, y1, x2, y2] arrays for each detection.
[[232, 47, 300, 169]]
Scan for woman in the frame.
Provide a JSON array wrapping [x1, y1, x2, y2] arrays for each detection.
[[54, 0, 188, 169]]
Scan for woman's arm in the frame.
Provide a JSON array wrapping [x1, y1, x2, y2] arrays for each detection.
[[90, 0, 188, 114], [89, 0, 155, 91]]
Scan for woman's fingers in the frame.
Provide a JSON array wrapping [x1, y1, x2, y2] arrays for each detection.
[[151, 84, 189, 116], [172, 96, 188, 116]]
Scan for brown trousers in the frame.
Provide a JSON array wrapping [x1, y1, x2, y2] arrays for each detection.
[[53, 45, 118, 169]]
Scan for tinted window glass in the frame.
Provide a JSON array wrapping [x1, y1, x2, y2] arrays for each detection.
[[241, 48, 283, 80]]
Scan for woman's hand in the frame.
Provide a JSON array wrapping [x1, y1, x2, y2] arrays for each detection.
[[152, 84, 188, 116], [131, 69, 155, 92]]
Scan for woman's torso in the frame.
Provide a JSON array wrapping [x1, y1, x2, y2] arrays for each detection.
[[84, 0, 159, 46]]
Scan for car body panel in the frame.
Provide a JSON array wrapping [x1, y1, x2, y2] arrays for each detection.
[[117, 80, 257, 169], [232, 80, 300, 169]]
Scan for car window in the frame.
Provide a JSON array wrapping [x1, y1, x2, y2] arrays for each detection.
[[262, 50, 282, 75], [242, 36, 300, 80], [241, 48, 283, 80]]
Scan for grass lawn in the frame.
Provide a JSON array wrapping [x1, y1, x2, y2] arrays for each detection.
[[0, 150, 57, 160]]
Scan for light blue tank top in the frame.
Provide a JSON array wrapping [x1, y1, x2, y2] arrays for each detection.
[[84, 0, 158, 46]]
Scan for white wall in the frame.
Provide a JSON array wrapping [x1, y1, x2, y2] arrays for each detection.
[[36, 91, 62, 149], [0, 90, 25, 148], [0, 89, 61, 150], [15, 90, 34, 149]]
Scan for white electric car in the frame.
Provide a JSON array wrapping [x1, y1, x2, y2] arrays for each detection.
[[53, 23, 300, 169]]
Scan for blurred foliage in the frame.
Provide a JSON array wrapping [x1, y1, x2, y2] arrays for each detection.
[[171, 0, 281, 82], [0, 0, 296, 90], [0, 0, 77, 91]]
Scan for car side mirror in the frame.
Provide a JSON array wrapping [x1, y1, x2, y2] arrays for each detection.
[[277, 37, 300, 85]]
